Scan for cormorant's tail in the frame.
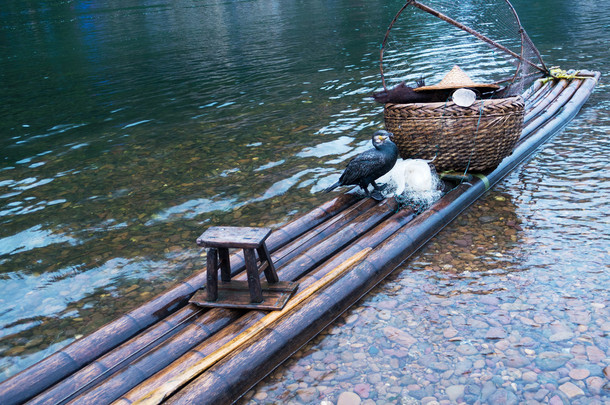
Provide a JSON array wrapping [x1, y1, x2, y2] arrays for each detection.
[[324, 182, 340, 193]]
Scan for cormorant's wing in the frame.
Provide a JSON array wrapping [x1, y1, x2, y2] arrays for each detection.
[[339, 149, 387, 185]]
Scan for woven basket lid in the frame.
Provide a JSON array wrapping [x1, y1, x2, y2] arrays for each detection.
[[414, 65, 500, 92]]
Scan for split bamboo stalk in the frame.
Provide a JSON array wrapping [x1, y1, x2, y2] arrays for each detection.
[[412, 1, 546, 74], [519, 82, 567, 139], [521, 78, 544, 100], [516, 74, 599, 151], [29, 306, 204, 405], [524, 80, 553, 109], [270, 197, 378, 268], [278, 198, 398, 282]]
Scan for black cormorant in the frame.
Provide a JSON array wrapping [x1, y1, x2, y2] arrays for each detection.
[[325, 130, 399, 200]]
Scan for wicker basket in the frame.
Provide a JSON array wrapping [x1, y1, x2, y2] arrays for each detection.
[[384, 96, 524, 172]]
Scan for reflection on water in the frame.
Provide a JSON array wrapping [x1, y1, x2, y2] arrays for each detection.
[[0, 0, 608, 399]]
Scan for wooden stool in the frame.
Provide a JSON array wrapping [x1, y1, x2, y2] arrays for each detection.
[[189, 226, 298, 310]]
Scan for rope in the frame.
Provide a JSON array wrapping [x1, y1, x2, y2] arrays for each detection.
[[460, 98, 487, 179], [540, 67, 588, 84]]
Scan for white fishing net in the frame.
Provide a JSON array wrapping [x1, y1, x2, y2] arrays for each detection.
[[378, 158, 443, 212]]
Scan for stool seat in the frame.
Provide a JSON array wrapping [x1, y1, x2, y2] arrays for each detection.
[[196, 226, 272, 249], [190, 226, 298, 310]]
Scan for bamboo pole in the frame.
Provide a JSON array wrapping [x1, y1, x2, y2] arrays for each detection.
[[267, 193, 361, 251], [521, 78, 584, 139], [379, 0, 415, 89], [524, 80, 553, 109], [519, 81, 565, 135], [270, 197, 377, 268], [521, 78, 544, 101], [28, 306, 204, 405], [523, 79, 570, 123], [515, 74, 600, 154], [278, 199, 398, 282], [412, 1, 547, 74], [62, 308, 243, 404]]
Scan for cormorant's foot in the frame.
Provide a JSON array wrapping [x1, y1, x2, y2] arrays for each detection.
[[371, 181, 388, 191], [370, 190, 384, 201]]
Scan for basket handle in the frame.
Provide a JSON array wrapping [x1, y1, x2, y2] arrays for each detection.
[[379, 0, 548, 91], [379, 0, 415, 91]]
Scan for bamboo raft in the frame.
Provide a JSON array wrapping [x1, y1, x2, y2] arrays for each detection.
[[0, 71, 600, 405]]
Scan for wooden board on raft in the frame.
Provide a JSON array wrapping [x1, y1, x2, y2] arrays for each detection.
[[189, 280, 299, 311], [0, 71, 600, 405]]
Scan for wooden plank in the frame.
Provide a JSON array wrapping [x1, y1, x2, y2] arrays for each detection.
[[244, 248, 263, 303], [203, 280, 297, 293], [218, 248, 231, 282], [257, 243, 279, 283], [190, 281, 299, 311]]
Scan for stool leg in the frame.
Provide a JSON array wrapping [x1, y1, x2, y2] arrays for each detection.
[[257, 243, 279, 284], [244, 248, 263, 303], [218, 248, 231, 282], [206, 248, 219, 301]]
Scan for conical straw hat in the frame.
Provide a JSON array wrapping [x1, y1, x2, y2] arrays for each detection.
[[414, 65, 500, 92]]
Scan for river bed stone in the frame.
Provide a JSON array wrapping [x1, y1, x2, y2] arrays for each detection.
[[559, 381, 584, 398]]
